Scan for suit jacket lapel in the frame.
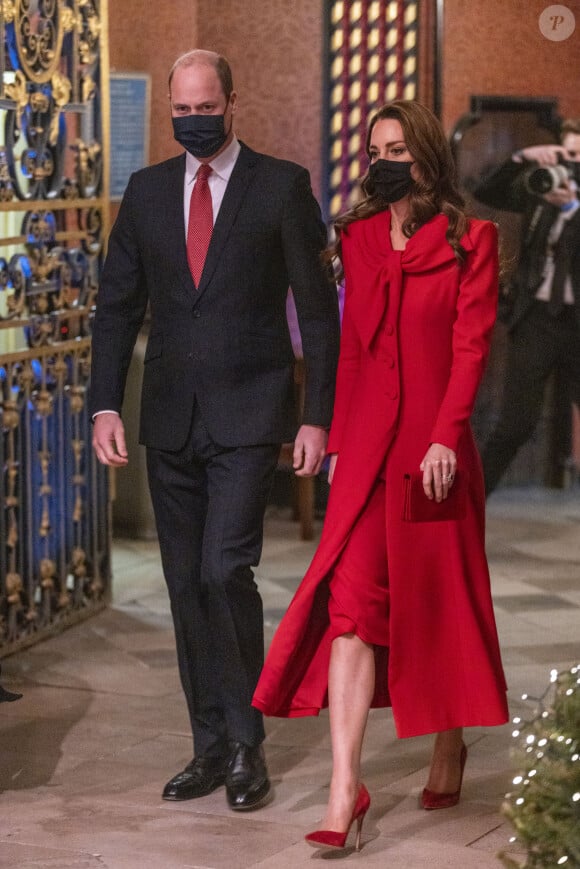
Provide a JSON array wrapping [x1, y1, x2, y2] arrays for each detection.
[[195, 144, 260, 299], [161, 154, 196, 293]]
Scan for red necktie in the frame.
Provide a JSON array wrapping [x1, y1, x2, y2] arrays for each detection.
[[187, 164, 213, 287]]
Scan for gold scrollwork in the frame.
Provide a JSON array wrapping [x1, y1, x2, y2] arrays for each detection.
[[49, 70, 72, 145], [39, 558, 56, 590], [60, 3, 75, 32], [68, 384, 85, 414], [78, 0, 100, 65], [34, 388, 53, 416], [80, 204, 103, 255], [5, 272, 25, 317], [1, 400, 20, 429], [2, 0, 16, 24], [14, 0, 65, 84], [81, 72, 96, 103], [50, 355, 68, 383], [71, 138, 101, 198], [4, 69, 28, 131], [6, 572, 24, 605], [1, 0, 109, 655], [17, 359, 35, 390], [29, 91, 50, 112], [6, 519, 18, 550]]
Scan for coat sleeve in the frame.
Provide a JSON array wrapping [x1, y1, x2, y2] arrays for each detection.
[[429, 221, 499, 453], [89, 172, 149, 417], [326, 231, 362, 453], [281, 169, 340, 428]]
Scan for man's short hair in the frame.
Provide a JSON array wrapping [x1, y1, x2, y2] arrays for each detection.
[[168, 49, 234, 101], [561, 118, 580, 140]]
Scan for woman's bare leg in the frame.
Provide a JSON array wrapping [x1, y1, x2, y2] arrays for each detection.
[[425, 727, 465, 793], [319, 632, 375, 831]]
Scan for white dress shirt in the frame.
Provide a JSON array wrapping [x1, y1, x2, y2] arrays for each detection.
[[183, 135, 241, 235], [535, 199, 579, 305]]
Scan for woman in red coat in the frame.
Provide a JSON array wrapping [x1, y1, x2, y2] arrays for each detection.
[[253, 101, 508, 850]]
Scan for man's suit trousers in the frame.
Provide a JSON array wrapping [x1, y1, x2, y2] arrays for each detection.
[[146, 403, 280, 757]]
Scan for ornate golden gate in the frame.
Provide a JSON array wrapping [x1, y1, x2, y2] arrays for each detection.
[[0, 0, 111, 656]]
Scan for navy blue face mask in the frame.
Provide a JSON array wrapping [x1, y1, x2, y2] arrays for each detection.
[[172, 113, 228, 159], [368, 158, 414, 203]]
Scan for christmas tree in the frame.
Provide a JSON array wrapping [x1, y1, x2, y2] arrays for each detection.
[[499, 663, 580, 868]]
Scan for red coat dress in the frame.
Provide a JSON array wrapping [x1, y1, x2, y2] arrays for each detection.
[[253, 211, 508, 738]]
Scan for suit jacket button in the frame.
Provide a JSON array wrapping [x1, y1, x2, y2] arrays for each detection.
[[385, 323, 394, 336], [193, 310, 201, 319]]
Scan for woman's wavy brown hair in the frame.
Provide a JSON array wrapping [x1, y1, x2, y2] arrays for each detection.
[[326, 100, 469, 271]]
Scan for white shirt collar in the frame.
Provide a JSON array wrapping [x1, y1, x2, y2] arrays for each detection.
[[185, 135, 241, 185]]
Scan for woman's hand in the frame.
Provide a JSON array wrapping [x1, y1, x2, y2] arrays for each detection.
[[420, 443, 457, 502]]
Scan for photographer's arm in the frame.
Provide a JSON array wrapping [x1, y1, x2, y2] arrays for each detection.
[[473, 157, 528, 212], [520, 145, 579, 209], [474, 144, 572, 213]]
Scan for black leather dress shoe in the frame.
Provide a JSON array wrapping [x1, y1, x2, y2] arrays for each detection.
[[162, 755, 226, 801], [225, 742, 271, 811]]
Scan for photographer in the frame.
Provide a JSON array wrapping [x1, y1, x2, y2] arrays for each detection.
[[473, 119, 580, 495]]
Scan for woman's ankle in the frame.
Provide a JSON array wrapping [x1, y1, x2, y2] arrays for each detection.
[[433, 728, 464, 756]]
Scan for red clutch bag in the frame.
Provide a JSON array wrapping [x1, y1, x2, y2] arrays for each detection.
[[402, 471, 467, 522]]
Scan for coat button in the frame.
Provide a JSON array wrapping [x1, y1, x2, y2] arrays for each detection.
[[386, 388, 398, 400], [384, 323, 394, 336], [193, 310, 201, 319]]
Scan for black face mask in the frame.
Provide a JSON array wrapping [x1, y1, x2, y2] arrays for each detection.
[[172, 113, 228, 159], [368, 158, 414, 203]]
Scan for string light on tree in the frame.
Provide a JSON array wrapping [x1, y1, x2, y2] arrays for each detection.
[[499, 664, 580, 868]]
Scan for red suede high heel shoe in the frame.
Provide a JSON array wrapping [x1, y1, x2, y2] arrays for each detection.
[[305, 783, 371, 851], [421, 743, 467, 810]]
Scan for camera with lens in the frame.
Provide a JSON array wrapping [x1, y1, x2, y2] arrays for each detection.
[[524, 156, 576, 195]]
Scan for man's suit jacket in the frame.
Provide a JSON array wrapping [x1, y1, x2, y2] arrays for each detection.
[[89, 143, 340, 450], [474, 159, 580, 329]]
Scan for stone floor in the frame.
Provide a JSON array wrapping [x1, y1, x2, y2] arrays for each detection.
[[1, 485, 579, 868]]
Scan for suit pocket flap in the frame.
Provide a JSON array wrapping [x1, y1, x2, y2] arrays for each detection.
[[144, 334, 163, 363]]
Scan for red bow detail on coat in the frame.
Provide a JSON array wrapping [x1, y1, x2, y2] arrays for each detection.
[[342, 212, 473, 351]]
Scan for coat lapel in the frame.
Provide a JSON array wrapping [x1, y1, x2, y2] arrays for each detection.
[[195, 143, 260, 300]]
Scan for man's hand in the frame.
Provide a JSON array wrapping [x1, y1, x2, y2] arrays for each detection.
[[92, 412, 129, 467], [517, 144, 569, 166], [544, 178, 577, 208], [293, 425, 328, 477]]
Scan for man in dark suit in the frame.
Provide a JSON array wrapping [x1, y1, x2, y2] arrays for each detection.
[[473, 120, 580, 495], [90, 50, 340, 810]]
